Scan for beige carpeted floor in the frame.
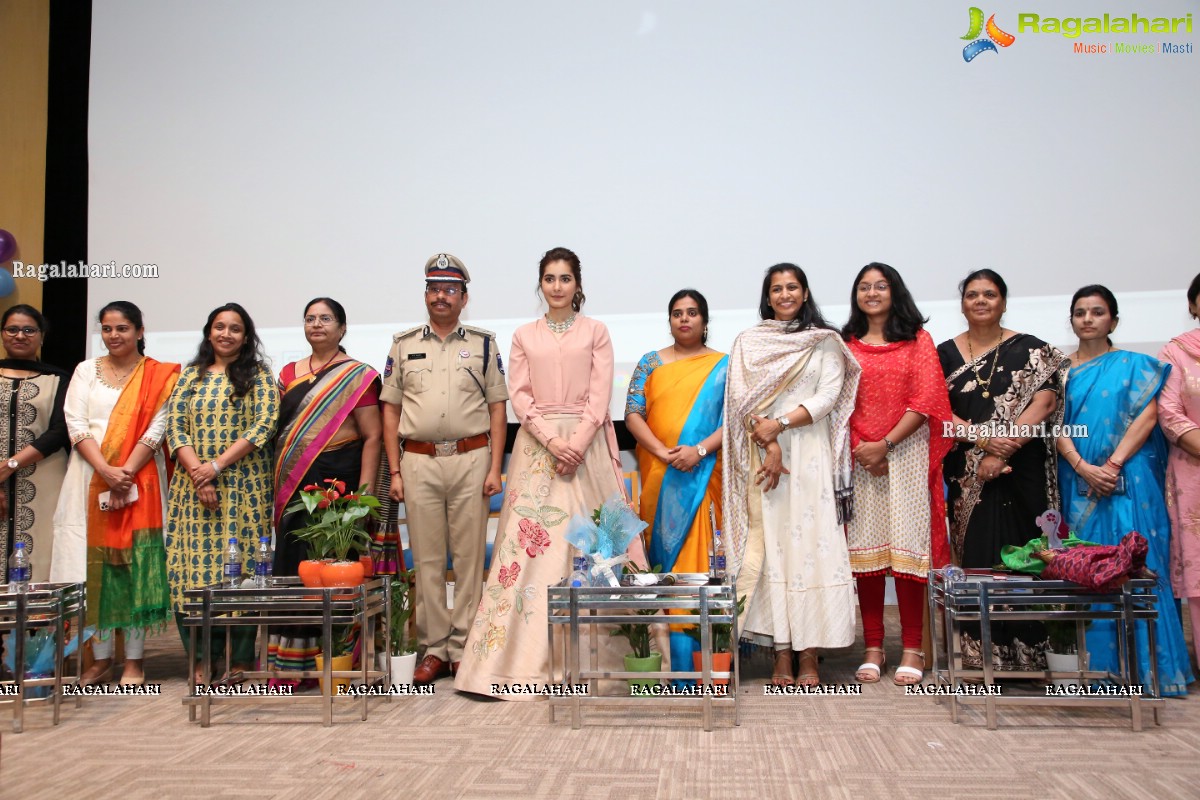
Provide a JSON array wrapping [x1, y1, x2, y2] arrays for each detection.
[[1, 609, 1196, 799]]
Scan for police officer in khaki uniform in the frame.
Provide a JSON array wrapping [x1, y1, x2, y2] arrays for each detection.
[[380, 254, 508, 684]]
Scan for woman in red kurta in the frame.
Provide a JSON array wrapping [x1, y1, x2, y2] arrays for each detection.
[[842, 263, 952, 686]]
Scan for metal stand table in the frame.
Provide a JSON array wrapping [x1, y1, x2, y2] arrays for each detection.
[[182, 576, 390, 726], [928, 569, 1164, 730], [546, 575, 739, 731], [0, 582, 86, 732]]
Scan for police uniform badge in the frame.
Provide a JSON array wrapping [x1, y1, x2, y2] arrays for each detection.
[[384, 355, 394, 378]]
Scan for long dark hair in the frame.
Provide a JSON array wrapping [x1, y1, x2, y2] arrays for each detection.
[[841, 262, 927, 343], [668, 288, 710, 344], [538, 247, 585, 312], [304, 296, 348, 354], [1069, 284, 1119, 346], [189, 303, 266, 397], [758, 263, 833, 331], [1188, 272, 1200, 307], [98, 300, 147, 355]]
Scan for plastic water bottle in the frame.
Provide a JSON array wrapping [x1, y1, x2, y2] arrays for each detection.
[[224, 537, 242, 588], [8, 540, 31, 593], [253, 536, 271, 588], [569, 554, 588, 588], [942, 565, 966, 586], [710, 529, 727, 580]]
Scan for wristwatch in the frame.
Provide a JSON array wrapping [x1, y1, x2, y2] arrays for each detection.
[[884, 438, 896, 453], [6, 458, 18, 471], [696, 444, 708, 458], [776, 414, 790, 431]]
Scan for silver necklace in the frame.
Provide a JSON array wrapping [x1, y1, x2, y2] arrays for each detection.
[[546, 314, 576, 334]]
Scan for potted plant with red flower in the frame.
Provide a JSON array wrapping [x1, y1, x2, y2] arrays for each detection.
[[286, 479, 380, 589]]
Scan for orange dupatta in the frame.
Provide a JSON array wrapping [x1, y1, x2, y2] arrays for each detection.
[[85, 357, 179, 630]]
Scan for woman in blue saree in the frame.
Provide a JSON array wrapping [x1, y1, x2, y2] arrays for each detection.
[[1056, 285, 1193, 695], [626, 289, 727, 675]]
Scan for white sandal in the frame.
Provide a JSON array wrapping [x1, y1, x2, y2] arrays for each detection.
[[855, 647, 886, 684], [893, 648, 925, 686]]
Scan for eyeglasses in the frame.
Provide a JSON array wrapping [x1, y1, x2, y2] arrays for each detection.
[[425, 284, 461, 297], [857, 282, 890, 293], [304, 314, 336, 326], [2, 326, 40, 337]]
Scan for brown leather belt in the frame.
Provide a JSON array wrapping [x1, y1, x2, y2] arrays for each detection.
[[402, 433, 489, 458]]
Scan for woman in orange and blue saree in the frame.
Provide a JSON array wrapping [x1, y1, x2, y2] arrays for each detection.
[[625, 289, 727, 677]]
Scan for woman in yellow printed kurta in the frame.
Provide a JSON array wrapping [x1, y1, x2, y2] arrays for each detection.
[[165, 303, 278, 679]]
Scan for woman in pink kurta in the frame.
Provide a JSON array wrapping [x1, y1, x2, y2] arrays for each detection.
[[455, 247, 631, 699], [1158, 273, 1200, 669]]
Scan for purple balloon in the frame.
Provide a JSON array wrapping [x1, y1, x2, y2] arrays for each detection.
[[0, 229, 15, 262]]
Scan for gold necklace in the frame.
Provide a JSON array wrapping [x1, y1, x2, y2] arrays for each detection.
[[668, 344, 704, 361], [966, 330, 1004, 399], [1072, 345, 1114, 367], [104, 356, 139, 385]]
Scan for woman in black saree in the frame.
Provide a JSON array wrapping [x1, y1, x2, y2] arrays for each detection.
[[937, 270, 1068, 671]]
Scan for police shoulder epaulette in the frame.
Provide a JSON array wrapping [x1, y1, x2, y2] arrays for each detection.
[[461, 324, 497, 339], [392, 325, 424, 342]]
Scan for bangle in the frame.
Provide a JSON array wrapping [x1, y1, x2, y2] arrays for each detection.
[[1070, 452, 1084, 469], [390, 469, 401, 476], [977, 436, 990, 452], [1105, 457, 1124, 471], [210, 460, 222, 475]]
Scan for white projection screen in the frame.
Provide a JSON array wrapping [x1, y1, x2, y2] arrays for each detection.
[[87, 1, 1199, 419]]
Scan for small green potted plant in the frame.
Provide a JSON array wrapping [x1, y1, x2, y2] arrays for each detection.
[[286, 479, 380, 589], [379, 568, 418, 684], [610, 563, 665, 692], [315, 624, 358, 695], [1042, 614, 1089, 688]]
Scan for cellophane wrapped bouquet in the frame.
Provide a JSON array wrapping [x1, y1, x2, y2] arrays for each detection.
[[565, 492, 647, 587]]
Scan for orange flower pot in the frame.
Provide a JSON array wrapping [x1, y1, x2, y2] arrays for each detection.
[[320, 560, 366, 595], [298, 559, 326, 588], [692, 650, 733, 686]]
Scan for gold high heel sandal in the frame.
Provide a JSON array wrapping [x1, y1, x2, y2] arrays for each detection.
[[796, 649, 821, 687]]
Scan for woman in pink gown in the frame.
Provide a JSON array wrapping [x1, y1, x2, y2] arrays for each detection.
[[1159, 272, 1200, 672], [455, 247, 635, 699]]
